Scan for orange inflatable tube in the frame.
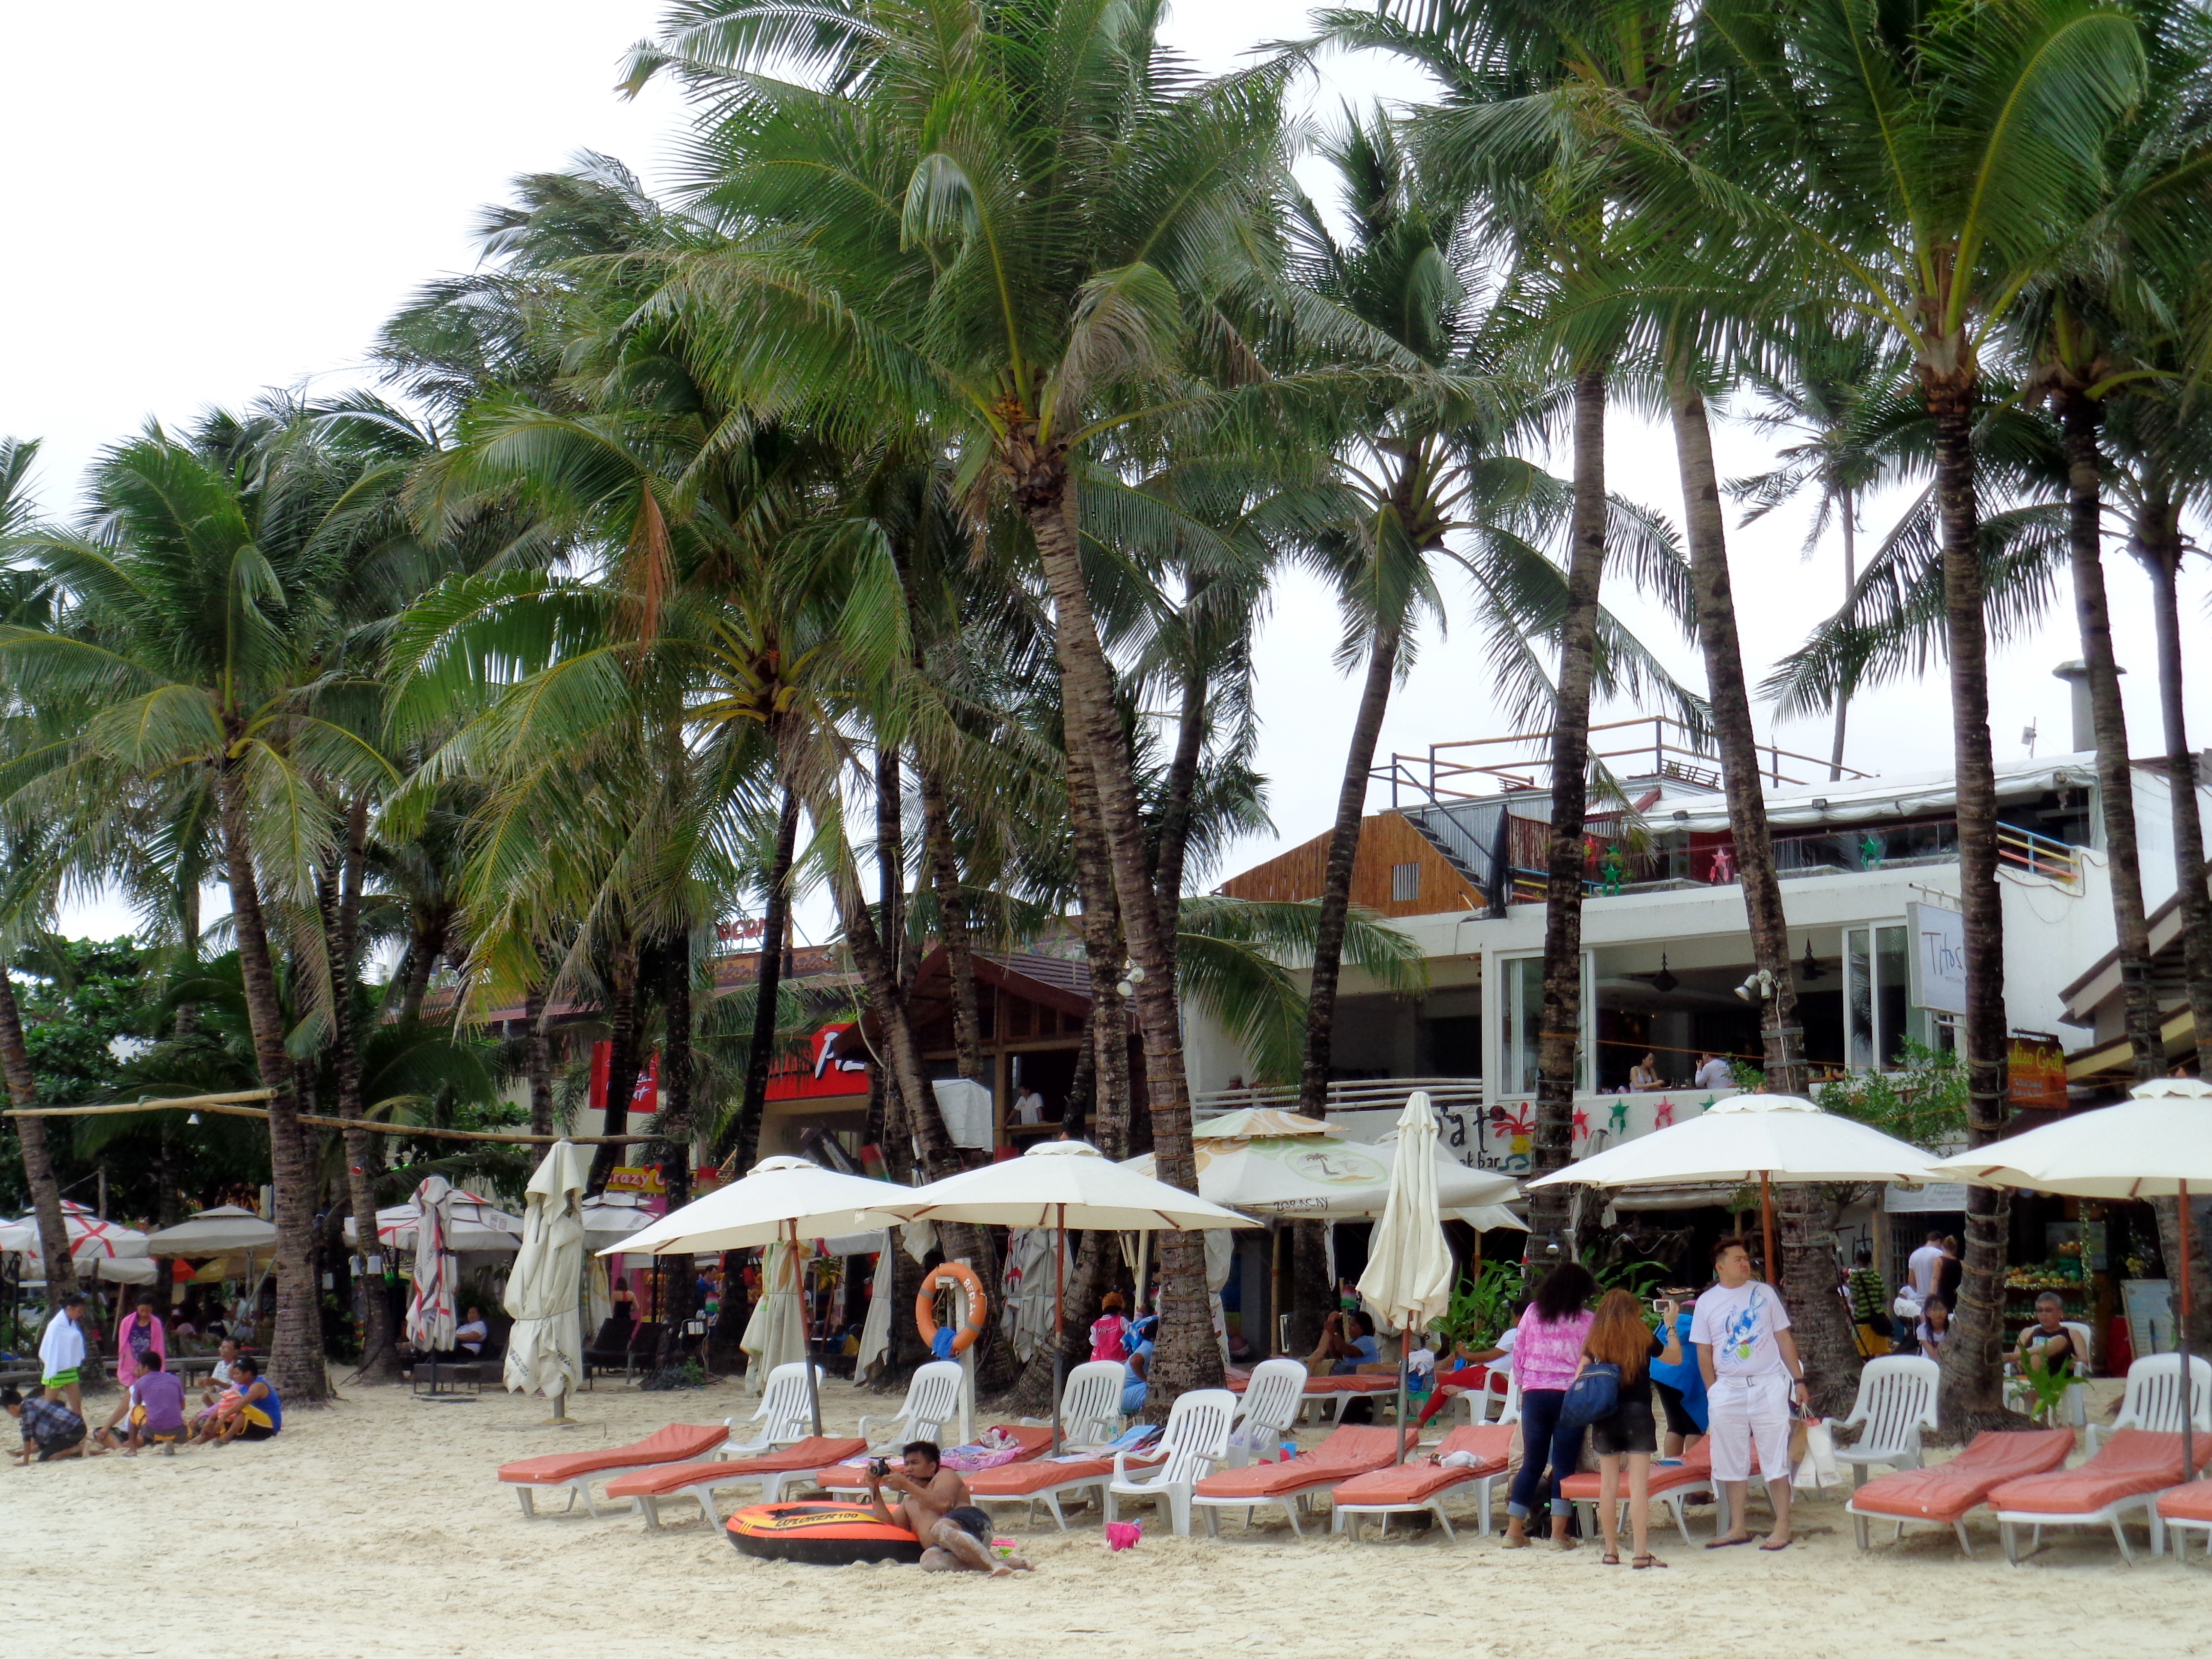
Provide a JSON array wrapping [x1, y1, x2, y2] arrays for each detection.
[[726, 1502, 923, 1566], [914, 1261, 989, 1356]]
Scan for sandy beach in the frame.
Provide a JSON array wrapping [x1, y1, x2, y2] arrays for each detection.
[[4, 1373, 2206, 1659]]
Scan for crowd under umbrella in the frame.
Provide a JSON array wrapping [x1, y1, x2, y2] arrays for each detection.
[[1525, 1092, 1943, 1282], [1354, 1093, 1455, 1462], [504, 1142, 591, 1425], [877, 1139, 1258, 1452], [404, 1176, 459, 1356], [1927, 1077, 2212, 1484], [604, 1155, 914, 1437]]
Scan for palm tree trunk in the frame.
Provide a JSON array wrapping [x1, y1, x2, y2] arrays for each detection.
[[328, 796, 400, 1382], [2136, 503, 2212, 1081], [393, 909, 448, 1025], [655, 931, 697, 1370], [920, 760, 987, 1083], [1299, 613, 1401, 1115], [2060, 394, 2163, 1085], [1065, 713, 1130, 1153], [215, 752, 327, 1405], [1152, 653, 1210, 961], [1672, 374, 1859, 1406], [523, 988, 554, 1139], [1529, 368, 1610, 1249], [1013, 452, 1215, 1401], [586, 932, 643, 1196], [0, 970, 76, 1299], [730, 787, 801, 1175], [876, 745, 910, 993], [1927, 375, 2014, 1429], [1830, 504, 1856, 781]]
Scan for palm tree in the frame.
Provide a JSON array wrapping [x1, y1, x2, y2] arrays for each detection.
[[0, 416, 400, 1404]]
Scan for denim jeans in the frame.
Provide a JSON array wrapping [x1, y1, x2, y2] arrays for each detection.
[[1507, 1387, 1585, 1519]]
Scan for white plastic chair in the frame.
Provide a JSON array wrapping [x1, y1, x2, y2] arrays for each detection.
[[2088, 1353, 2212, 1452], [1019, 1360, 1127, 1449], [857, 1359, 966, 1450], [2062, 1322, 2095, 1426], [1227, 1358, 1306, 1466], [1454, 1366, 1515, 1425], [725, 1362, 823, 1455], [1103, 1388, 1235, 1537], [1826, 1355, 1940, 1489]]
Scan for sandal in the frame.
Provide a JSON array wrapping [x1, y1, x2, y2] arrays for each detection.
[[1633, 1553, 1669, 1569], [1600, 1550, 1621, 1565]]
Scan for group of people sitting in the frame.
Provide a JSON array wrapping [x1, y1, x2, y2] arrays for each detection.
[[6, 1292, 282, 1466]]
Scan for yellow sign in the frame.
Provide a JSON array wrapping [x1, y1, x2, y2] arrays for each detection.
[[606, 1165, 667, 1195]]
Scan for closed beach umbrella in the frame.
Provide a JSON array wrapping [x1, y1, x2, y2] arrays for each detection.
[[741, 1236, 809, 1395], [879, 1140, 1257, 1449], [404, 1176, 459, 1353], [1356, 1093, 1455, 1461], [1926, 1078, 2212, 1479], [504, 1142, 590, 1420]]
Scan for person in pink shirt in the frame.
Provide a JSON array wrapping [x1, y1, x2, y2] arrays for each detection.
[[115, 1297, 167, 1388], [1501, 1262, 1597, 1550]]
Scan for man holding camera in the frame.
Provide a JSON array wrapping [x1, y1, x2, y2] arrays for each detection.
[[864, 1440, 1028, 1575]]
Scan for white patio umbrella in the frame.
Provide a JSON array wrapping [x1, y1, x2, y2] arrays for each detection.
[[1126, 1132, 1517, 1217], [0, 1200, 150, 1263], [403, 1176, 459, 1353], [1926, 1077, 2212, 1480], [1357, 1093, 1455, 1461], [346, 1193, 523, 1256], [879, 1140, 1258, 1451], [602, 1155, 914, 1435], [143, 1205, 276, 1256], [580, 1193, 656, 1253], [504, 1142, 590, 1422], [1526, 1092, 1941, 1278]]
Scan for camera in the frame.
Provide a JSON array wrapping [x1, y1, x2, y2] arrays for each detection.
[[867, 1457, 890, 1479]]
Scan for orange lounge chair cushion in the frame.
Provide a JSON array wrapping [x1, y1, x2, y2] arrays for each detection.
[[1331, 1425, 1517, 1507], [968, 1456, 1115, 1496], [1987, 1430, 2212, 1515], [1849, 1430, 2075, 1524], [498, 1422, 729, 1486], [1226, 1370, 1404, 1395], [2156, 1480, 2212, 1524], [1194, 1426, 1412, 1500], [603, 1438, 867, 1501], [816, 1424, 1056, 1489], [1559, 1440, 1714, 1504]]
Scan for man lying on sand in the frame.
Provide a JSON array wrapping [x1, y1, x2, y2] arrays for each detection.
[[865, 1440, 1032, 1576]]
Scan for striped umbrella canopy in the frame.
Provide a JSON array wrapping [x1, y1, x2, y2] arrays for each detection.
[[403, 1176, 459, 1352], [0, 1199, 151, 1262]]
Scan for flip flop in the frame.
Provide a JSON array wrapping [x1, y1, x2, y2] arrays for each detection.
[[1759, 1537, 1793, 1552], [1706, 1534, 1756, 1549]]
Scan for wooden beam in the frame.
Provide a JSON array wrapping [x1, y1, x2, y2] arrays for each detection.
[[3, 1098, 659, 1147]]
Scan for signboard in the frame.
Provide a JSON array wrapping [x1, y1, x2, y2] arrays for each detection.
[[606, 1165, 667, 1195], [589, 1044, 659, 1114], [1906, 901, 1967, 1016], [2008, 1033, 2069, 1111], [1886, 1182, 1969, 1213], [2124, 1279, 2174, 1358]]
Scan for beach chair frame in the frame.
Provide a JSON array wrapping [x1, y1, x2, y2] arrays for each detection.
[[1826, 1355, 1940, 1489], [725, 1361, 823, 1457], [1104, 1389, 1234, 1537], [856, 1359, 966, 1450], [1227, 1358, 1307, 1466]]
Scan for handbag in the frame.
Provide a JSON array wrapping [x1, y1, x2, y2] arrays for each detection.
[[1557, 1360, 1622, 1429]]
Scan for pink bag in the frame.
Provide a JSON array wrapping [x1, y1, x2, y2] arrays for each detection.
[[1105, 1521, 1142, 1551]]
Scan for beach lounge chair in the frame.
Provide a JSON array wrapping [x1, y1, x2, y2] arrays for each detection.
[[2153, 1474, 2212, 1561], [856, 1359, 966, 1449], [1846, 1428, 2075, 1555], [497, 1422, 728, 1518], [1103, 1388, 1236, 1537], [2085, 1353, 2212, 1453], [1824, 1355, 1940, 1489], [603, 1436, 869, 1528], [1190, 1423, 1415, 1536], [1019, 1361, 1126, 1450], [813, 1424, 1058, 1496], [966, 1433, 1167, 1531], [1560, 1439, 1720, 1547], [1227, 1358, 1307, 1466], [1330, 1423, 1517, 1540], [1987, 1429, 2212, 1564], [726, 1362, 823, 1456]]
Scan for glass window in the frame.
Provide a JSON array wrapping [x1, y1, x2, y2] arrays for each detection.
[[1876, 924, 1910, 1067], [1501, 954, 1589, 1095], [1846, 927, 1874, 1070], [1846, 922, 1913, 1070]]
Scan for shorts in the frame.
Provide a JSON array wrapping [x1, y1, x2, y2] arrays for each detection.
[[36, 1427, 85, 1461], [1708, 1373, 1792, 1482], [43, 1368, 79, 1391], [1652, 1381, 1700, 1440], [1588, 1392, 1658, 1457], [945, 1506, 991, 1540], [240, 1422, 277, 1442]]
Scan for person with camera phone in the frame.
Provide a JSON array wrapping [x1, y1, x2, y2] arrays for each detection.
[[864, 1440, 1030, 1575]]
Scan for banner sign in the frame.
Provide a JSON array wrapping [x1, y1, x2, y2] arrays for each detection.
[[2008, 1033, 2069, 1111], [606, 1165, 667, 1195], [1906, 901, 1968, 1016], [589, 1044, 659, 1114]]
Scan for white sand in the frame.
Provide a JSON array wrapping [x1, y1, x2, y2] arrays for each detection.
[[4, 1373, 2206, 1659]]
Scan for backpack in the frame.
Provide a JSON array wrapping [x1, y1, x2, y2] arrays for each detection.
[[1089, 1315, 1128, 1363]]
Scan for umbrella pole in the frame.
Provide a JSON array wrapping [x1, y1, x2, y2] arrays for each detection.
[[2182, 1179, 2195, 1485], [1396, 1331, 1409, 1464], [1759, 1173, 1778, 1292], [794, 1221, 822, 1439], [1052, 1203, 1066, 1456]]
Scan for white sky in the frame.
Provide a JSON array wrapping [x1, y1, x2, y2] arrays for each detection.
[[6, 2, 2208, 941]]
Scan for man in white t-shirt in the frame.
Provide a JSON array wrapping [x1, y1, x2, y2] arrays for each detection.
[[1907, 1230, 1947, 1299], [1693, 1052, 1733, 1091], [455, 1307, 489, 1357], [1691, 1236, 1810, 1550], [1015, 1088, 1046, 1126]]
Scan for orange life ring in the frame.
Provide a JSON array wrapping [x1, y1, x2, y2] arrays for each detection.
[[915, 1261, 989, 1356]]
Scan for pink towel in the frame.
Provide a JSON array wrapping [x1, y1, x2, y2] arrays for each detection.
[[115, 1311, 167, 1388]]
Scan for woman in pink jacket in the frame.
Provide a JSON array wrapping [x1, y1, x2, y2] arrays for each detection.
[[115, 1297, 167, 1387]]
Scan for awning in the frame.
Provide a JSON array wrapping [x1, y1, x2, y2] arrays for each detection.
[[2066, 1007, 2198, 1081]]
